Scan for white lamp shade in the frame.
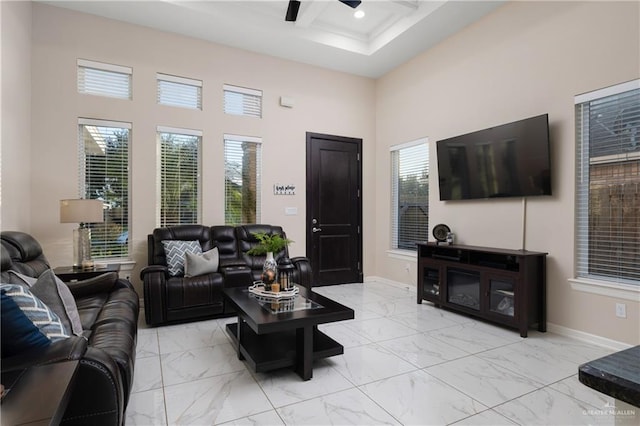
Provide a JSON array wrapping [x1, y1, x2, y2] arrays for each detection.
[[60, 199, 104, 224]]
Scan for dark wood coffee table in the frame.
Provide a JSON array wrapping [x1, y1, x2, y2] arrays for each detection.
[[223, 285, 354, 380]]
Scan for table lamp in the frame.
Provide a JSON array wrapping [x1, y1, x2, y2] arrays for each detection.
[[60, 199, 104, 269]]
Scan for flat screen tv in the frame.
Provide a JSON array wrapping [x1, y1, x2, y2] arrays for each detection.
[[437, 114, 551, 201]]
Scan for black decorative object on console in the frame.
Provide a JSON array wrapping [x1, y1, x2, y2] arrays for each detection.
[[432, 224, 451, 242]]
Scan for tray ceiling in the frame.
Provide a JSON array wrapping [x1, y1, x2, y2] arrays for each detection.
[[40, 0, 505, 78]]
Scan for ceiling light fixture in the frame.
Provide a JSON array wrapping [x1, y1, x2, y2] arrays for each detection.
[[285, 0, 301, 22], [339, 0, 362, 8], [354, 10, 365, 19], [285, 0, 361, 22]]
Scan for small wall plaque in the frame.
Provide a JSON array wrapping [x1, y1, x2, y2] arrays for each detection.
[[274, 184, 296, 195]]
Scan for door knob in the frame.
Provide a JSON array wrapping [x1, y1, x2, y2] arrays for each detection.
[[312, 227, 322, 233]]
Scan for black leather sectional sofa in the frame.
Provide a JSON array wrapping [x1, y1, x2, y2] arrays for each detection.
[[0, 231, 139, 426], [141, 224, 312, 326]]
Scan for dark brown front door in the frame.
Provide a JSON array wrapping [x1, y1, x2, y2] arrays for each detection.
[[306, 132, 362, 286]]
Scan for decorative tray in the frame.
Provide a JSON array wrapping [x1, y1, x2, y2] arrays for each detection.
[[248, 282, 299, 301]]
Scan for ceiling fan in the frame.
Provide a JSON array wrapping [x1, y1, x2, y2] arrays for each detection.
[[286, 0, 362, 22]]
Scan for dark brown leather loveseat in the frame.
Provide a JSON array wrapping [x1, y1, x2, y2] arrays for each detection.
[[141, 224, 312, 326], [0, 231, 139, 426]]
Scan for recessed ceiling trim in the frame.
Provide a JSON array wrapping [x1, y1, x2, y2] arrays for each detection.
[[295, 1, 330, 28], [369, 1, 447, 53], [310, 21, 371, 44], [299, 27, 371, 55], [377, 1, 419, 15]]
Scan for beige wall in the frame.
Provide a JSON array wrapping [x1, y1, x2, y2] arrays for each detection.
[[376, 1, 640, 345], [1, 1, 32, 231], [27, 3, 375, 288]]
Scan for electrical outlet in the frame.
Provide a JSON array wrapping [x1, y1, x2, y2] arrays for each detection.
[[615, 303, 627, 318]]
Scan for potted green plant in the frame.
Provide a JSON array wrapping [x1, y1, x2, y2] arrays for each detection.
[[246, 232, 292, 255], [247, 232, 293, 286]]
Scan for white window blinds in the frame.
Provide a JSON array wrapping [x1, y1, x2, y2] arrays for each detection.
[[224, 134, 262, 225], [78, 118, 131, 259], [223, 84, 262, 118], [77, 59, 132, 99], [157, 73, 202, 110], [391, 140, 429, 250], [157, 127, 202, 227], [576, 80, 640, 285]]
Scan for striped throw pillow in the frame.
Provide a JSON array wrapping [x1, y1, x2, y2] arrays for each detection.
[[162, 240, 202, 276], [0, 284, 69, 341]]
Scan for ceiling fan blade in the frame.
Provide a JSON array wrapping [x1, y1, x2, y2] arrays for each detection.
[[286, 0, 301, 22], [338, 0, 362, 8]]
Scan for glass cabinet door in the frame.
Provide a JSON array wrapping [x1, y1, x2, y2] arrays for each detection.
[[489, 277, 515, 317], [422, 267, 440, 298]]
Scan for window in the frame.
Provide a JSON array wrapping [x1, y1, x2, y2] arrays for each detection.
[[391, 140, 429, 250], [223, 84, 262, 118], [157, 127, 202, 227], [157, 73, 202, 110], [78, 119, 130, 259], [77, 59, 132, 99], [224, 134, 262, 225], [576, 80, 640, 285]]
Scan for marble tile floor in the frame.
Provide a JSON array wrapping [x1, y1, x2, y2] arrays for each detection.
[[127, 281, 625, 426]]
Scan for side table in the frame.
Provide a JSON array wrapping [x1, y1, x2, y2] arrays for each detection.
[[1, 361, 79, 426], [53, 264, 121, 282]]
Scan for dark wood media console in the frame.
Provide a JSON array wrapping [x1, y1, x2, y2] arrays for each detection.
[[417, 242, 547, 337]]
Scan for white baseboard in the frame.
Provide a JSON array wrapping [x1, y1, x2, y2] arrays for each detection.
[[546, 322, 634, 351], [364, 275, 415, 290]]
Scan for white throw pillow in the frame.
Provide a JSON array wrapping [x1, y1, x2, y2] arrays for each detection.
[[185, 248, 219, 277]]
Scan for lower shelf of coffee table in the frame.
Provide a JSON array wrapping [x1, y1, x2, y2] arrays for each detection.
[[225, 322, 344, 373]]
